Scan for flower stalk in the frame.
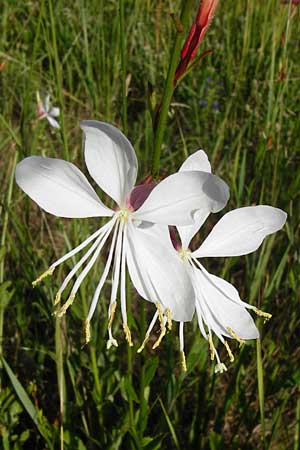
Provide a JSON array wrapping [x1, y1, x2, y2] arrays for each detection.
[[152, 0, 194, 177]]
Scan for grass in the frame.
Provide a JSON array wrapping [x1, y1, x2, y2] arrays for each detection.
[[0, 0, 299, 449]]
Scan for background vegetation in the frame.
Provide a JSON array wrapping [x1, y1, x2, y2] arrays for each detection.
[[0, 0, 299, 449]]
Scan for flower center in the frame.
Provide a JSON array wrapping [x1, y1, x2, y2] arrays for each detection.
[[117, 208, 131, 223], [178, 247, 192, 262]]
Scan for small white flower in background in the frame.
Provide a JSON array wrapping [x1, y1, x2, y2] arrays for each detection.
[[169, 150, 287, 373], [36, 91, 60, 129], [15, 121, 229, 349]]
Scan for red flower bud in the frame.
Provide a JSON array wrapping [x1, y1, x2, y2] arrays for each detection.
[[174, 0, 219, 85]]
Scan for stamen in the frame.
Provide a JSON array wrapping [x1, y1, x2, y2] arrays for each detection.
[[54, 294, 75, 318], [137, 334, 149, 353], [32, 267, 55, 287], [166, 308, 172, 331], [215, 363, 227, 374], [152, 302, 166, 349], [57, 232, 105, 298], [123, 323, 133, 347], [51, 220, 114, 271], [224, 340, 234, 362], [137, 310, 159, 353], [226, 327, 245, 347], [254, 307, 272, 321], [87, 221, 119, 322], [181, 351, 187, 372], [108, 301, 117, 329], [208, 335, 215, 360], [84, 319, 91, 344], [70, 222, 114, 298]]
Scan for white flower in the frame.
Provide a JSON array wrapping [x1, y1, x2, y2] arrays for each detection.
[[15, 121, 229, 348], [171, 150, 287, 373], [36, 92, 60, 129]]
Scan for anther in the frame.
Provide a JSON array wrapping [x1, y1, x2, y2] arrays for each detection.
[[54, 294, 75, 318], [224, 341, 234, 362], [32, 267, 55, 287], [54, 292, 61, 306], [152, 302, 166, 349], [208, 335, 215, 360], [166, 308, 172, 331], [254, 307, 272, 321], [226, 327, 245, 347], [123, 323, 133, 347], [108, 301, 117, 329], [85, 319, 91, 344], [137, 334, 149, 353], [152, 327, 166, 349], [215, 363, 227, 374], [181, 351, 187, 372]]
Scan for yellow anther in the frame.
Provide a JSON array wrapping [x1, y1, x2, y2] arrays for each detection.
[[226, 327, 245, 347], [224, 341, 234, 363], [32, 267, 55, 287], [54, 292, 61, 306], [152, 327, 166, 349], [254, 307, 272, 321], [137, 334, 149, 353], [123, 323, 133, 347], [108, 301, 117, 329], [152, 302, 166, 349], [85, 319, 91, 344], [215, 363, 227, 374], [55, 294, 75, 318], [181, 351, 187, 372], [208, 335, 215, 360], [166, 308, 172, 331]]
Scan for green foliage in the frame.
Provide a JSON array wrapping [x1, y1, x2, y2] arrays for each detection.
[[0, 0, 299, 449]]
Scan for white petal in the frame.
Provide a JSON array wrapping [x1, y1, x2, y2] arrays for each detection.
[[15, 156, 113, 218], [80, 120, 138, 206], [193, 206, 287, 258], [133, 171, 229, 226], [49, 106, 60, 117], [125, 221, 195, 321], [47, 116, 60, 129], [193, 267, 259, 339], [177, 210, 209, 249], [179, 149, 211, 173]]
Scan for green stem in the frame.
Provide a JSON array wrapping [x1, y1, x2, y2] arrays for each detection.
[[55, 318, 65, 450], [119, 0, 128, 135], [48, 0, 69, 160], [152, 0, 193, 177], [257, 338, 266, 449], [0, 150, 18, 389]]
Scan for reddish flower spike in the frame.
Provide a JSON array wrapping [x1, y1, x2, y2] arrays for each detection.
[[174, 0, 219, 85]]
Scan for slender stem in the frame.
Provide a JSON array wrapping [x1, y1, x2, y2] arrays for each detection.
[[126, 273, 136, 438], [55, 317, 65, 450], [257, 338, 266, 449], [119, 0, 128, 135], [0, 150, 18, 389], [48, 0, 69, 160], [152, 0, 193, 177]]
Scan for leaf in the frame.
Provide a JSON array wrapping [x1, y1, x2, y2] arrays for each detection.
[[1, 356, 53, 449], [158, 398, 180, 450], [1, 356, 38, 426]]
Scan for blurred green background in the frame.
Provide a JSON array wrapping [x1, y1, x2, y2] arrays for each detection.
[[0, 0, 299, 449]]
